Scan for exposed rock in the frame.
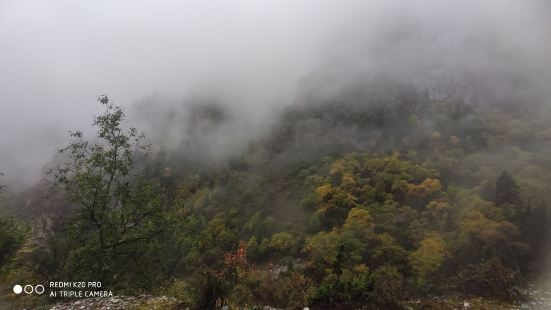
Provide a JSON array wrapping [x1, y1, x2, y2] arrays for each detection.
[[49, 295, 182, 310]]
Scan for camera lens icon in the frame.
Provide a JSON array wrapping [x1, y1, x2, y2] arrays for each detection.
[[24, 285, 33, 294], [13, 285, 22, 294], [13, 284, 45, 295], [35, 285, 45, 294]]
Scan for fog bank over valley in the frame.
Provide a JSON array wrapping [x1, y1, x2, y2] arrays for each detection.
[[0, 0, 549, 189]]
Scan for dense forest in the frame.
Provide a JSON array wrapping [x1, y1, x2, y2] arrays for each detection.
[[2, 76, 551, 309]]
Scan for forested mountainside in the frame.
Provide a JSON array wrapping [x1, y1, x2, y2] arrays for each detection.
[[2, 80, 551, 309]]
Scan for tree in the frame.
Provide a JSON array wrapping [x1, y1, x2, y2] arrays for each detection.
[[409, 232, 448, 287], [303, 230, 341, 279], [49, 96, 166, 286], [0, 216, 27, 268], [269, 232, 295, 253], [341, 208, 373, 264], [495, 171, 521, 207], [371, 265, 404, 308]]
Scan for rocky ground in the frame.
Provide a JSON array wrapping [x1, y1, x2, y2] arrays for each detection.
[[0, 288, 543, 310], [48, 295, 183, 310], [44, 295, 551, 310], [402, 291, 551, 310], [517, 289, 551, 310]]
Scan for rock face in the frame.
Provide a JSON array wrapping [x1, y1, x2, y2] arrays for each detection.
[[49, 295, 183, 310]]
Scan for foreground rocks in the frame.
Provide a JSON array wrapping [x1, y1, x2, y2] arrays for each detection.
[[49, 295, 183, 310], [517, 289, 551, 310], [402, 291, 551, 310], [44, 291, 551, 310]]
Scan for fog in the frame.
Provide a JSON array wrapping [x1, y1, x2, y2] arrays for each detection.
[[1, 0, 550, 189]]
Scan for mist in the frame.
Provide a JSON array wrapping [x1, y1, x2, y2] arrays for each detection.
[[1, 0, 550, 189]]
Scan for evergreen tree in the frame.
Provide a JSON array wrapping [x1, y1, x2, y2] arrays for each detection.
[[495, 171, 522, 207]]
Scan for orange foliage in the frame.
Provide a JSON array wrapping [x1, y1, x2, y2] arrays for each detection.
[[224, 241, 248, 268], [408, 178, 442, 198]]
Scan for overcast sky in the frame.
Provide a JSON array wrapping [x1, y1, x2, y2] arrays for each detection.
[[1, 0, 550, 188]]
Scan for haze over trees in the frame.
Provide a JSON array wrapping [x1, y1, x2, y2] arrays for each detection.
[[0, 1, 550, 309], [2, 76, 551, 308]]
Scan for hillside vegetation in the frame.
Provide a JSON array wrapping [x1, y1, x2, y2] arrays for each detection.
[[1, 82, 551, 309]]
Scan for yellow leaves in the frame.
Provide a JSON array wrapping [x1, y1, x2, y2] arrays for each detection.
[[341, 208, 372, 258], [341, 173, 357, 188], [329, 160, 345, 177], [426, 201, 450, 219], [344, 207, 372, 227], [315, 183, 332, 200], [408, 178, 442, 198], [310, 153, 447, 232], [458, 210, 517, 244], [458, 210, 489, 233], [330, 155, 361, 186], [354, 264, 369, 275], [426, 200, 449, 212], [409, 232, 449, 285], [303, 230, 341, 266]]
